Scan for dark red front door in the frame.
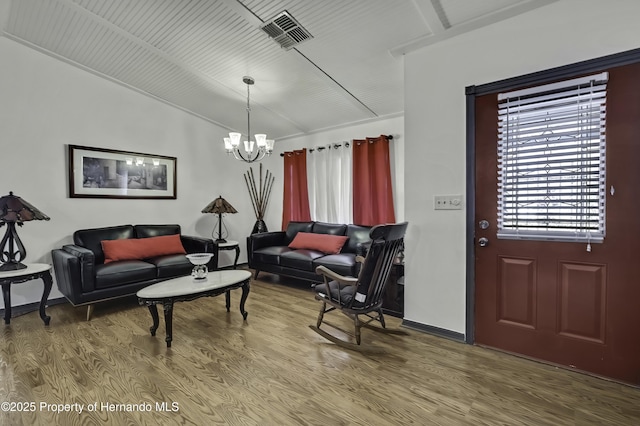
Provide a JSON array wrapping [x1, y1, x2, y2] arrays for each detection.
[[474, 63, 640, 384]]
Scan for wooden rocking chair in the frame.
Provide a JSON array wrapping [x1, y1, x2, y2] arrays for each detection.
[[311, 222, 408, 348]]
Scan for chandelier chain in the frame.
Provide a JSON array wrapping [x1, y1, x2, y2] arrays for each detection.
[[246, 81, 251, 144]]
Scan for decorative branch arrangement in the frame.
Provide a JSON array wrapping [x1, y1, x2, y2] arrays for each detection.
[[244, 163, 275, 233]]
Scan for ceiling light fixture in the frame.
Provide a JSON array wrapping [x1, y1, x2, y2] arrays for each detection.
[[223, 76, 274, 163]]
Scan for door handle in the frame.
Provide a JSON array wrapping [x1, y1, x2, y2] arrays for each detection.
[[478, 237, 489, 247]]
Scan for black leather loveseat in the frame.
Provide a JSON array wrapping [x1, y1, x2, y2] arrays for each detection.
[[247, 221, 371, 282], [51, 224, 218, 319]]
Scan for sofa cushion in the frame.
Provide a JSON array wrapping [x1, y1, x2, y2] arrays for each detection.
[[74, 225, 135, 264], [253, 246, 292, 265], [311, 222, 347, 236], [102, 234, 186, 264], [95, 260, 156, 289], [134, 224, 181, 238], [313, 253, 359, 277], [147, 254, 193, 278], [284, 221, 314, 244], [281, 249, 326, 271], [288, 232, 348, 254], [314, 280, 355, 305]]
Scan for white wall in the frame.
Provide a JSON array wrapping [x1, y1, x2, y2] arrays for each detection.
[[404, 0, 640, 334], [271, 115, 405, 229], [0, 37, 258, 308]]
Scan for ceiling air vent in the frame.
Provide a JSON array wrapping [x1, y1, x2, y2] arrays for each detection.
[[260, 10, 313, 50]]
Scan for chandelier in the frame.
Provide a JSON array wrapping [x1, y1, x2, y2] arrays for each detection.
[[223, 76, 275, 163]]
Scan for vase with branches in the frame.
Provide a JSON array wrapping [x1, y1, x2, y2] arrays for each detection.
[[244, 163, 275, 234]]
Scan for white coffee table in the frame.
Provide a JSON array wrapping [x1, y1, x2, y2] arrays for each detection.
[[137, 269, 251, 347]]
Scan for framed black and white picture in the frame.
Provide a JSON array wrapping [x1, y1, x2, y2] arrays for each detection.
[[68, 145, 177, 199]]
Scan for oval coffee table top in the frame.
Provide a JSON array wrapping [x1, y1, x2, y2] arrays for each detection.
[[137, 269, 251, 299]]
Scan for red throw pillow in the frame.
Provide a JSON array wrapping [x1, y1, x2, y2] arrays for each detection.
[[102, 234, 186, 264], [288, 232, 348, 255]]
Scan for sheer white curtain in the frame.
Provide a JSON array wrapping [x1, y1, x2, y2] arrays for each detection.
[[307, 143, 352, 224]]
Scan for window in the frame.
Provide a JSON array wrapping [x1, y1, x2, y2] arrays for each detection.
[[307, 143, 353, 224], [497, 72, 608, 242]]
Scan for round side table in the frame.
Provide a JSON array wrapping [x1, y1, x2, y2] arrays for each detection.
[[217, 240, 240, 269]]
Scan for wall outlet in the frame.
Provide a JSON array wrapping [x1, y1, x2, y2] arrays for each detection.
[[434, 195, 463, 210]]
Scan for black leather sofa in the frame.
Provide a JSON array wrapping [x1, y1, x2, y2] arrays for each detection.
[[247, 221, 371, 282], [51, 224, 218, 319]]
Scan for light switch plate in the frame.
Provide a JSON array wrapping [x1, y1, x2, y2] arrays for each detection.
[[434, 195, 463, 210]]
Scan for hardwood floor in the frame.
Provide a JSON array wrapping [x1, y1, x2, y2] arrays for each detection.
[[1, 272, 639, 425]]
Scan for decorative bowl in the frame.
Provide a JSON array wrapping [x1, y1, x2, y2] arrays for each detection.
[[186, 253, 213, 265], [186, 253, 213, 280]]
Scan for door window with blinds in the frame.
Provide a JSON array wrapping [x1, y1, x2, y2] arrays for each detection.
[[497, 72, 607, 242]]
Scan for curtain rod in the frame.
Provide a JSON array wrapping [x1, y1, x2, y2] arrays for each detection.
[[309, 142, 348, 153], [279, 135, 393, 157]]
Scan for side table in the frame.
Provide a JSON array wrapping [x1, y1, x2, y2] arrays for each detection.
[[218, 240, 240, 269], [0, 263, 53, 325], [382, 261, 404, 318]]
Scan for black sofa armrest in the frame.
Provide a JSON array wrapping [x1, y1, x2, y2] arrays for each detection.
[[356, 242, 371, 257], [51, 244, 96, 303], [247, 231, 287, 271], [248, 231, 287, 252], [247, 231, 287, 260], [181, 235, 219, 270]]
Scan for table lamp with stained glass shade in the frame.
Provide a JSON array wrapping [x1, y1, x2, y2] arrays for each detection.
[[0, 191, 50, 271], [201, 196, 237, 243]]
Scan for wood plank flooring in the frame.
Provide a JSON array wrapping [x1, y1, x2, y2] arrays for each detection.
[[1, 272, 639, 425]]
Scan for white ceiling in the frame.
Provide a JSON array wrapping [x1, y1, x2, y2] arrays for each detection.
[[1, 0, 556, 140]]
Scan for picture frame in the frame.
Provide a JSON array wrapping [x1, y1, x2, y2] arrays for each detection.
[[68, 145, 177, 199]]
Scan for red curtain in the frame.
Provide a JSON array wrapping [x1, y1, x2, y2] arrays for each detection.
[[282, 149, 311, 229], [352, 135, 396, 226]]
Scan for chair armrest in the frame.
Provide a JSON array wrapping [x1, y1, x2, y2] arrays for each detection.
[[315, 265, 358, 287], [52, 245, 96, 298], [181, 235, 219, 270]]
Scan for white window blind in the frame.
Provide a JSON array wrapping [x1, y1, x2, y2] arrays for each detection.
[[497, 72, 607, 242]]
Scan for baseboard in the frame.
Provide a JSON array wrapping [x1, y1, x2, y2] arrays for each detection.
[[401, 319, 466, 343], [0, 297, 68, 318]]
